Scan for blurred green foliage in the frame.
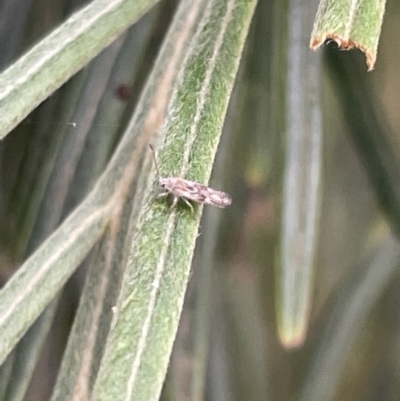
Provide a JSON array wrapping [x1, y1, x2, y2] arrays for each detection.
[[1, 0, 400, 400]]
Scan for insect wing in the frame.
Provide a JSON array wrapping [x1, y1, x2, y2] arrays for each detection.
[[200, 187, 232, 208], [167, 178, 232, 208]]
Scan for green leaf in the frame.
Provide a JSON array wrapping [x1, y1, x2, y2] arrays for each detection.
[[327, 50, 400, 235], [49, 14, 160, 400], [299, 235, 400, 401], [310, 0, 387, 70], [0, 0, 169, 370], [0, 0, 160, 140], [277, 0, 323, 348], [92, 0, 258, 399], [0, 199, 111, 365]]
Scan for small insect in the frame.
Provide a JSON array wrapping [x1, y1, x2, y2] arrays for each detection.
[[149, 144, 232, 211]]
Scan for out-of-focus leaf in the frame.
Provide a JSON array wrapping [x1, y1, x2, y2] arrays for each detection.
[[278, 0, 322, 348], [299, 235, 400, 401], [327, 50, 400, 235]]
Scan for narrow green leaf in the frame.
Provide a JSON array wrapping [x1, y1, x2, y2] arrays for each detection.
[[277, 0, 322, 348], [327, 50, 400, 236], [0, 0, 160, 140], [49, 11, 162, 390], [14, 71, 90, 258], [0, 0, 193, 368], [310, 0, 387, 70], [92, 0, 257, 400], [3, 299, 59, 401], [49, 233, 129, 401], [0, 0, 197, 379], [5, 31, 138, 401], [0, 352, 16, 401], [299, 235, 400, 401], [0, 199, 111, 365]]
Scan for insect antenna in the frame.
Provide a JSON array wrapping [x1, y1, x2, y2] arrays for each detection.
[[149, 144, 161, 178]]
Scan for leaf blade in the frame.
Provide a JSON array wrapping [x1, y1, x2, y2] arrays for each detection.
[[0, 0, 160, 140], [310, 0, 387, 70], [92, 0, 258, 399]]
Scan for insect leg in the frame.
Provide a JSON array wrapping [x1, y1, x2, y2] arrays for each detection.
[[170, 196, 179, 210], [181, 197, 194, 212]]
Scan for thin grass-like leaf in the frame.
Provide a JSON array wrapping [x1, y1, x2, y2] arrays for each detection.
[[327, 50, 400, 235], [310, 0, 387, 70], [299, 235, 400, 401], [2, 32, 137, 401], [3, 299, 59, 401], [0, 0, 160, 140], [92, 0, 257, 399], [0, 198, 112, 365], [0, 0, 199, 378], [278, 0, 322, 348], [49, 16, 166, 401]]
